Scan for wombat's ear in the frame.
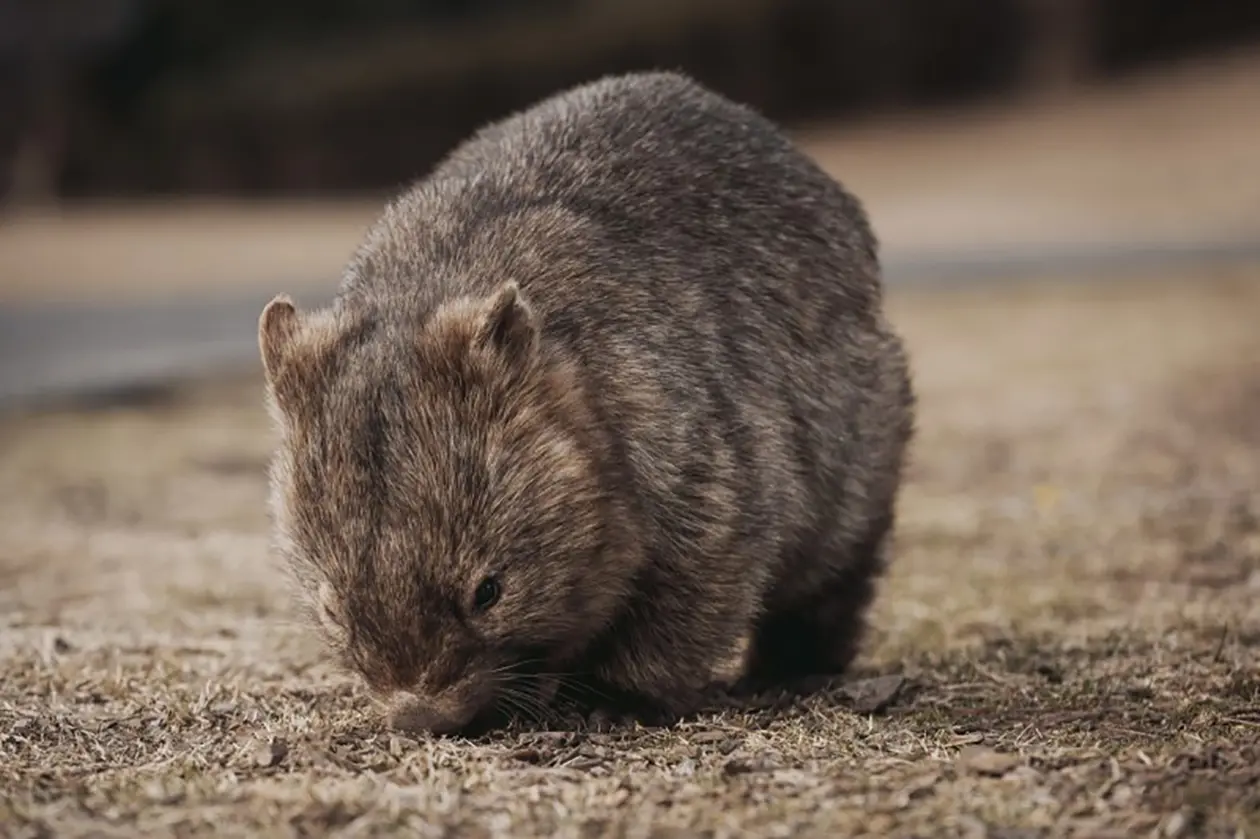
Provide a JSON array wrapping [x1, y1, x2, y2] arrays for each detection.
[[259, 294, 301, 383], [475, 281, 538, 360]]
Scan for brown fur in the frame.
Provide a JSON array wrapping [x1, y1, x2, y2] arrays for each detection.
[[259, 71, 916, 735]]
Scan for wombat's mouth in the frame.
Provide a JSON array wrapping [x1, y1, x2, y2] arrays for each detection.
[[387, 663, 561, 738], [427, 678, 553, 738], [454, 703, 515, 738]]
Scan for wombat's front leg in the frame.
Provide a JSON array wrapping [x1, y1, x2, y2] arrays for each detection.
[[586, 591, 760, 727]]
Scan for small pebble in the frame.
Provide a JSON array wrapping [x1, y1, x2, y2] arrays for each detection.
[[1162, 811, 1187, 838], [253, 736, 289, 768], [840, 674, 906, 714], [508, 748, 545, 764], [956, 746, 1021, 777]]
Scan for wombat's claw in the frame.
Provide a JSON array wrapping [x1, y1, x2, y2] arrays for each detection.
[[583, 701, 682, 731], [583, 707, 633, 732]]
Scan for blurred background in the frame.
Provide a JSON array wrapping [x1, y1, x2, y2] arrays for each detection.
[[1, 0, 1259, 406]]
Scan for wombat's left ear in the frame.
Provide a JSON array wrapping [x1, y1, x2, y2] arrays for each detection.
[[475, 281, 538, 360], [258, 294, 301, 382]]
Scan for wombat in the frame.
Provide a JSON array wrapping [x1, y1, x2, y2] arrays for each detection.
[[258, 71, 915, 736]]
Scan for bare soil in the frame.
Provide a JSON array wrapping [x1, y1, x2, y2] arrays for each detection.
[[2, 269, 1260, 838]]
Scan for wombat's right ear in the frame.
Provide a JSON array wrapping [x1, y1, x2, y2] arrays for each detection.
[[259, 294, 300, 383], [475, 281, 538, 361]]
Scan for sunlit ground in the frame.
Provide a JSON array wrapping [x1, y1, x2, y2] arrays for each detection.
[[2, 268, 1258, 837]]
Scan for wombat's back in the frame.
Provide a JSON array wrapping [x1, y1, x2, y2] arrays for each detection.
[[344, 71, 882, 314]]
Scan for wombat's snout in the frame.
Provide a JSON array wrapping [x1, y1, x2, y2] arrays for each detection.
[[385, 685, 493, 735], [387, 690, 482, 735]]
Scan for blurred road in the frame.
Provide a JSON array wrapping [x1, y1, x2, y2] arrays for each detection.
[[4, 239, 1258, 411]]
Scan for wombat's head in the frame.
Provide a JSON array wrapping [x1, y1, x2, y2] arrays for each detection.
[[258, 282, 635, 735]]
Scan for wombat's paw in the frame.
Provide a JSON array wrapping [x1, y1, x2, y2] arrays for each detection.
[[577, 687, 698, 731], [581, 707, 639, 732], [584, 697, 691, 731]]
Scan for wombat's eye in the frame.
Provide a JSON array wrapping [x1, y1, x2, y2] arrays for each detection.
[[472, 576, 501, 612]]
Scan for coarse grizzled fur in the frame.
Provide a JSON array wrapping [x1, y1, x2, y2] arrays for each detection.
[[258, 70, 916, 735]]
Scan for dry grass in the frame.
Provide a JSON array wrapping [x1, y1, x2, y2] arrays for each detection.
[[2, 270, 1259, 838]]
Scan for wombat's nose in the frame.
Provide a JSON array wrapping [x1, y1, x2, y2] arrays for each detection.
[[387, 692, 476, 736]]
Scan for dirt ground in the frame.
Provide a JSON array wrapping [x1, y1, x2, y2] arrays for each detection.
[[2, 269, 1259, 838]]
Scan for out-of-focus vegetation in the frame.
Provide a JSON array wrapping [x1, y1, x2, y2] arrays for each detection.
[[2, 0, 1259, 200]]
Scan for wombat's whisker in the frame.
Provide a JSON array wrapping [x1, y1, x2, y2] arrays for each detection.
[[495, 692, 527, 722], [489, 659, 544, 677], [542, 674, 616, 704], [498, 686, 551, 726], [485, 672, 558, 725]]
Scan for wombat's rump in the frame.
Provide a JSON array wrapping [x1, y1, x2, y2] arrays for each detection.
[[258, 71, 915, 735]]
